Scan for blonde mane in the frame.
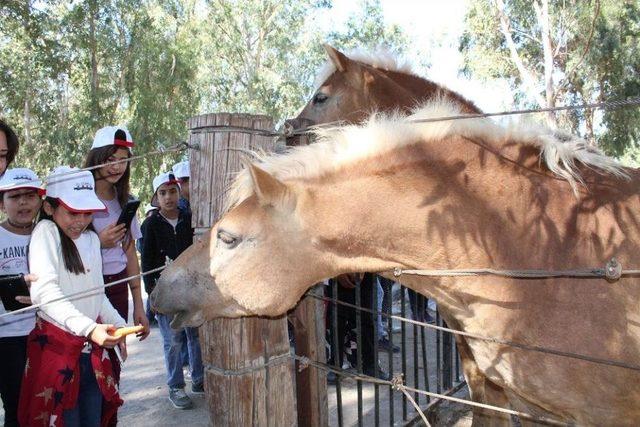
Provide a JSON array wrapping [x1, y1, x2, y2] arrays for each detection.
[[226, 101, 628, 211], [313, 47, 414, 90]]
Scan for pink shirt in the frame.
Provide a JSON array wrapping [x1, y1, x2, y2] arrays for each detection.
[[92, 196, 142, 275]]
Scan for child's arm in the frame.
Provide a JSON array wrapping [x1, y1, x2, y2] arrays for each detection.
[[29, 222, 98, 337], [141, 217, 161, 292]]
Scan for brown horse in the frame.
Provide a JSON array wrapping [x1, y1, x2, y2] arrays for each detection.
[[284, 45, 481, 140], [152, 99, 640, 425]]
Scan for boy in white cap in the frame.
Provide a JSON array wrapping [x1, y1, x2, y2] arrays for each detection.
[[20, 166, 127, 427], [172, 160, 190, 213], [0, 168, 42, 426], [142, 171, 204, 409]]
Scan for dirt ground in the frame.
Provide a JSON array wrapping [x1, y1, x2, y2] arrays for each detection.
[[2, 294, 473, 426]]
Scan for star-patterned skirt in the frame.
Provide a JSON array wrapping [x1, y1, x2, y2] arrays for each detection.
[[18, 317, 123, 427]]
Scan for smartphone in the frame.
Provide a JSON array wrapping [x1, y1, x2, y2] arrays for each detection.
[[116, 199, 141, 230], [0, 274, 30, 311]]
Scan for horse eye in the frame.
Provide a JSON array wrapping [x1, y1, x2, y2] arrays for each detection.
[[217, 230, 238, 247], [312, 92, 328, 105]]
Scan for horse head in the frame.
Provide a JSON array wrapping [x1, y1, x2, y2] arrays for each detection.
[[284, 45, 480, 145], [151, 163, 341, 324]]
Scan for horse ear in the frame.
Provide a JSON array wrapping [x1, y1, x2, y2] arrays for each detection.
[[323, 44, 349, 72], [248, 163, 295, 211]]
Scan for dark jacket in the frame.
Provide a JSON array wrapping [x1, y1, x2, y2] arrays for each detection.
[[141, 209, 193, 294]]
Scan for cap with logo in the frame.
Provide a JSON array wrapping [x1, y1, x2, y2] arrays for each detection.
[[45, 166, 106, 213], [0, 168, 44, 195], [91, 126, 134, 151], [172, 161, 190, 180], [151, 171, 180, 207]]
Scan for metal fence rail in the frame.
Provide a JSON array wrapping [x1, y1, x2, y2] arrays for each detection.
[[321, 276, 463, 426]]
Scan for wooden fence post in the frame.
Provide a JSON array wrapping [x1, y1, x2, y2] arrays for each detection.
[[188, 113, 296, 426], [286, 129, 329, 427]]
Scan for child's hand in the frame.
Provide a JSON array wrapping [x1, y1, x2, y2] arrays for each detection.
[[15, 274, 38, 304], [117, 340, 128, 362], [15, 296, 32, 305], [24, 274, 38, 283], [99, 223, 127, 248], [133, 307, 151, 341], [89, 324, 122, 348]]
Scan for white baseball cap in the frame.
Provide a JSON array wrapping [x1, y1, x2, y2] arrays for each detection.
[[45, 166, 106, 213], [172, 160, 190, 180], [0, 168, 44, 195], [151, 171, 180, 207], [91, 126, 134, 151]]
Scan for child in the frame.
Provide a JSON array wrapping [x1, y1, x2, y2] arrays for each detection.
[[142, 172, 204, 409], [19, 166, 127, 427], [84, 125, 149, 338], [0, 119, 20, 177], [0, 168, 42, 427], [137, 204, 158, 325], [172, 160, 190, 213]]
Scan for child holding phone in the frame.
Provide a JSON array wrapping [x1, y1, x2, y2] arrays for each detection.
[[0, 168, 42, 427], [19, 166, 127, 427], [83, 126, 149, 338]]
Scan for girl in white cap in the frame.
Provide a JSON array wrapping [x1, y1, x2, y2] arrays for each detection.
[[19, 166, 127, 427], [83, 126, 149, 340], [0, 167, 42, 427]]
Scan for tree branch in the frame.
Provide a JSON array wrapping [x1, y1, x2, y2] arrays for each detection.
[[493, 0, 547, 108], [564, 0, 600, 82]]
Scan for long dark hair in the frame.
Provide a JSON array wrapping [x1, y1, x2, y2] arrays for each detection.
[[83, 135, 132, 208], [0, 119, 19, 166], [39, 197, 95, 275]]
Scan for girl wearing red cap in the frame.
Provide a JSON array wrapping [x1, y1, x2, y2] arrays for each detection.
[[83, 126, 149, 340]]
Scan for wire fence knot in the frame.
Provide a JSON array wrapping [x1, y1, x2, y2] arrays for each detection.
[[390, 373, 405, 390], [296, 356, 310, 372]]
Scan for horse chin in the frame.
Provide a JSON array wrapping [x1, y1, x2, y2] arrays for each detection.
[[170, 310, 205, 329]]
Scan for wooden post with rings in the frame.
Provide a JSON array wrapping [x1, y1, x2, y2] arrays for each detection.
[[187, 113, 296, 426], [285, 131, 329, 426]]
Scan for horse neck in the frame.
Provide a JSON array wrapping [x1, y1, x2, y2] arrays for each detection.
[[301, 138, 534, 275], [383, 69, 482, 114]]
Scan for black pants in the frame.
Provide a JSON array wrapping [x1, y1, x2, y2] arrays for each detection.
[[326, 273, 376, 373], [0, 335, 28, 427]]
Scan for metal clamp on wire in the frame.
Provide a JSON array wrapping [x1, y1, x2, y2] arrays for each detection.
[[182, 141, 200, 151], [165, 256, 173, 267], [605, 257, 622, 281], [393, 267, 403, 277]]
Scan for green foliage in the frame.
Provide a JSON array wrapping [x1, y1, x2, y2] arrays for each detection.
[[460, 0, 640, 160], [0, 0, 408, 205]]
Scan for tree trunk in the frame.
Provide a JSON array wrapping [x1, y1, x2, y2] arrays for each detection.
[[89, 0, 100, 122], [535, 0, 557, 127]]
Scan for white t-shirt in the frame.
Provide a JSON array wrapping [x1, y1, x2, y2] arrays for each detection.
[[29, 220, 125, 336], [161, 213, 178, 229], [0, 225, 36, 337], [92, 196, 142, 275]]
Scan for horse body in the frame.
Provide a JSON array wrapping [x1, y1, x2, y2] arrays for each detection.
[[152, 48, 640, 425]]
